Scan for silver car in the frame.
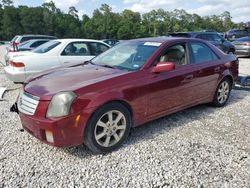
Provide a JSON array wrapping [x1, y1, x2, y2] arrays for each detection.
[[232, 37, 250, 57]]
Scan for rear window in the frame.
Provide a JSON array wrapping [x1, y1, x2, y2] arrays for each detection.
[[32, 41, 61, 54]]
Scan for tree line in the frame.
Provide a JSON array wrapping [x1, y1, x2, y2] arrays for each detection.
[[0, 0, 244, 40]]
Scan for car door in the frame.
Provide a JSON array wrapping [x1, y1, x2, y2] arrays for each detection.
[[146, 42, 202, 118], [58, 42, 95, 65], [188, 41, 222, 100]]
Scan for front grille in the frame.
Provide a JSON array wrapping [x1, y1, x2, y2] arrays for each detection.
[[17, 90, 40, 115]]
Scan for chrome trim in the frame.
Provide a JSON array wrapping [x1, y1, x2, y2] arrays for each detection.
[[17, 90, 40, 115]]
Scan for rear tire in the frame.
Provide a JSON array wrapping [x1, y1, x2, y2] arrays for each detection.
[[84, 102, 131, 154], [212, 78, 232, 107]]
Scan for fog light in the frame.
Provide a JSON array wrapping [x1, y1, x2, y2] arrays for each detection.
[[45, 130, 54, 143]]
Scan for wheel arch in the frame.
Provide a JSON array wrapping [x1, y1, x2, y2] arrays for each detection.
[[82, 98, 134, 138]]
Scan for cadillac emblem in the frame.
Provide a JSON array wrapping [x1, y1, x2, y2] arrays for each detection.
[[19, 96, 22, 106]]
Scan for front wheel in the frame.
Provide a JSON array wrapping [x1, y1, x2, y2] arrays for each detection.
[[84, 102, 131, 153], [212, 78, 232, 107]]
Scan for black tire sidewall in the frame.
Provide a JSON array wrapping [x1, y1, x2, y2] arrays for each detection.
[[84, 102, 131, 153]]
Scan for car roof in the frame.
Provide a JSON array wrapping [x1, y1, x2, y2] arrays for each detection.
[[18, 34, 56, 37], [23, 39, 51, 42], [53, 39, 108, 43]]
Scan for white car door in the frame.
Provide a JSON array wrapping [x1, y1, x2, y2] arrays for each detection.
[[58, 42, 95, 65]]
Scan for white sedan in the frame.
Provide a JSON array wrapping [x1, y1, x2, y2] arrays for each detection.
[[4, 39, 110, 82]]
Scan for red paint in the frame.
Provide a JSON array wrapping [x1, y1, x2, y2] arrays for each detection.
[[19, 38, 239, 147]]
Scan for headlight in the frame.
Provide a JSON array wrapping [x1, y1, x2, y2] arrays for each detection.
[[46, 91, 76, 118]]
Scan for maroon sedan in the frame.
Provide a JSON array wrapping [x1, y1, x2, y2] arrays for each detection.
[[16, 37, 238, 153]]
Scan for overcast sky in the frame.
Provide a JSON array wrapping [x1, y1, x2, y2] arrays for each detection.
[[14, 0, 250, 23]]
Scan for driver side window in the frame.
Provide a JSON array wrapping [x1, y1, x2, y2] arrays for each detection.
[[159, 44, 187, 66], [61, 42, 90, 56]]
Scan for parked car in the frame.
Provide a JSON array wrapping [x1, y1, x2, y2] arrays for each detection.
[[102, 39, 120, 46], [6, 34, 57, 53], [225, 29, 249, 41], [170, 32, 236, 54], [232, 37, 250, 56], [5, 39, 52, 63], [4, 39, 110, 82], [13, 37, 239, 153]]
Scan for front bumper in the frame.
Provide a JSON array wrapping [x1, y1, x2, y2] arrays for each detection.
[[19, 112, 88, 147]]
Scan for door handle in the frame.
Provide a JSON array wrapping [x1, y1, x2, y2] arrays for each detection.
[[182, 74, 194, 83], [214, 67, 220, 72]]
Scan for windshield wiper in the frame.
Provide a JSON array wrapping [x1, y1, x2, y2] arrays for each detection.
[[99, 64, 115, 69]]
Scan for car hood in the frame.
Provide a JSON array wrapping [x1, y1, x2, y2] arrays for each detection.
[[24, 63, 129, 98]]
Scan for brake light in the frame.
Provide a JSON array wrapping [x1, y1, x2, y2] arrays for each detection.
[[9, 61, 25, 67], [8, 49, 16, 52]]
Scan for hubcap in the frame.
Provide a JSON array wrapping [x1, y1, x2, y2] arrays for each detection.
[[217, 81, 230, 104], [94, 110, 127, 147]]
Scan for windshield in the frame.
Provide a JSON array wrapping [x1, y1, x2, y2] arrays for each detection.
[[91, 41, 161, 71], [32, 41, 61, 54]]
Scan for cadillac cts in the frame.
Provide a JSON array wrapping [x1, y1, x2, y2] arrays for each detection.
[[15, 37, 238, 153]]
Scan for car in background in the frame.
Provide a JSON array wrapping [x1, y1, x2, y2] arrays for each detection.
[[102, 39, 120, 46], [170, 32, 235, 54], [14, 37, 238, 153], [232, 37, 250, 57], [4, 39, 110, 82], [225, 29, 249, 41], [5, 39, 52, 63], [6, 35, 57, 53]]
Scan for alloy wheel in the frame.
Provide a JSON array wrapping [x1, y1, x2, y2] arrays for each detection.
[[217, 81, 230, 104], [94, 110, 127, 147]]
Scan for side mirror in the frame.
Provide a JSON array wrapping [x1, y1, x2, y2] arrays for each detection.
[[152, 62, 175, 73]]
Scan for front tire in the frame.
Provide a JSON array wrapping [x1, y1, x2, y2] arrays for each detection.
[[84, 102, 131, 154], [212, 78, 232, 107]]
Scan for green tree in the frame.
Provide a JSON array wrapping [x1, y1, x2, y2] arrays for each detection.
[[1, 0, 13, 7]]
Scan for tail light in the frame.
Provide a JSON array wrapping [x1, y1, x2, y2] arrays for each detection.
[[9, 61, 25, 68], [244, 43, 250, 46], [8, 49, 16, 52]]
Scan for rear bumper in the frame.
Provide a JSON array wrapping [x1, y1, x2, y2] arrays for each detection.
[[235, 49, 250, 56], [4, 66, 26, 82]]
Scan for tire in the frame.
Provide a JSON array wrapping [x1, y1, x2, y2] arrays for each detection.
[[212, 78, 232, 107], [227, 49, 234, 55], [84, 102, 132, 154]]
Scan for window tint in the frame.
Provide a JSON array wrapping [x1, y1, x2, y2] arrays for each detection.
[[32, 41, 61, 54], [88, 42, 110, 55], [61, 42, 91, 56], [190, 42, 219, 64], [196, 34, 220, 41], [30, 40, 48, 48], [159, 44, 187, 66]]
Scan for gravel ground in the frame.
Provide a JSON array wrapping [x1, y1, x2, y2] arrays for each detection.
[[0, 46, 250, 187]]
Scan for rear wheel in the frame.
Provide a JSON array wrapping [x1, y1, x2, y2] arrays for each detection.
[[84, 102, 131, 153], [212, 78, 232, 107]]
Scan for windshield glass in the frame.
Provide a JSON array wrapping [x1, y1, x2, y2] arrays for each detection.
[[91, 41, 161, 71], [32, 41, 61, 54]]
